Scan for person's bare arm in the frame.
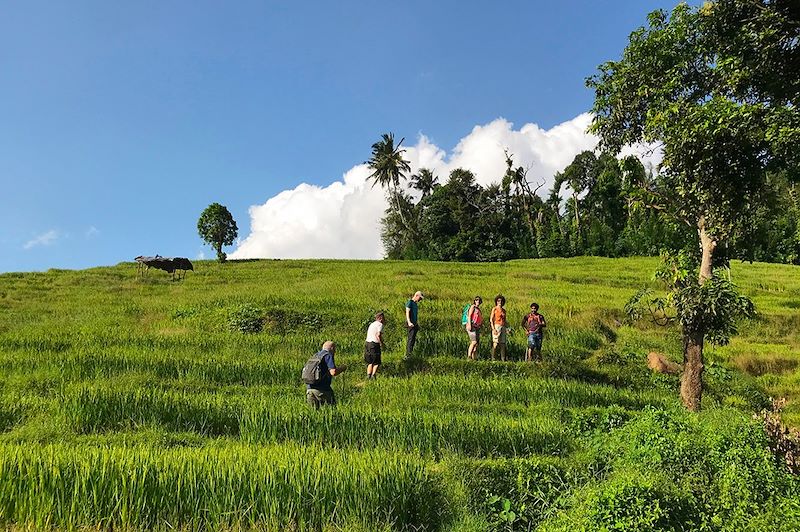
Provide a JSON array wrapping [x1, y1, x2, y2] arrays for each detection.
[[330, 366, 345, 376], [406, 306, 413, 327]]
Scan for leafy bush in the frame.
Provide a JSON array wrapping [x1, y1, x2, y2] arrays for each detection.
[[544, 407, 800, 531], [226, 304, 264, 334], [446, 456, 573, 530], [581, 471, 697, 531]]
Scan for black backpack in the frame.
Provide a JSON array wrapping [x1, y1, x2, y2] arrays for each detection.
[[301, 352, 326, 385]]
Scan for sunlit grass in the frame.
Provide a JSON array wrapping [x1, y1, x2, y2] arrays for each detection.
[[0, 257, 797, 529]]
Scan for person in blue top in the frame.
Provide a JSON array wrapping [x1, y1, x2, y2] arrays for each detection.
[[405, 290, 424, 359], [306, 340, 346, 409]]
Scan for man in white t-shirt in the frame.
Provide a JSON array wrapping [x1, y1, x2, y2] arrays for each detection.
[[364, 312, 385, 379]]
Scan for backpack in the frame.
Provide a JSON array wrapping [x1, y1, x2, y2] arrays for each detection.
[[461, 304, 471, 326], [301, 352, 326, 385], [461, 305, 482, 327]]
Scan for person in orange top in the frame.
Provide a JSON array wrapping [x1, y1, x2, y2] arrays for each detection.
[[490, 294, 508, 361]]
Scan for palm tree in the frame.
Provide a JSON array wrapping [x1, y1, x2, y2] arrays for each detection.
[[409, 168, 438, 198], [366, 133, 414, 232]]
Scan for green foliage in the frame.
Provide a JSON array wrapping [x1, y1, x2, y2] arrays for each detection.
[[197, 202, 238, 262], [542, 407, 800, 531], [627, 253, 755, 347], [0, 443, 444, 531], [226, 303, 264, 333], [588, 0, 799, 244], [672, 274, 755, 345], [448, 456, 572, 531]]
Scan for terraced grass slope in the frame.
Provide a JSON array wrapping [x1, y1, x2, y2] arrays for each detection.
[[0, 257, 798, 530]]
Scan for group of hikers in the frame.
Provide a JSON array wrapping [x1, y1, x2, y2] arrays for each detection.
[[302, 291, 546, 409], [462, 294, 546, 363]]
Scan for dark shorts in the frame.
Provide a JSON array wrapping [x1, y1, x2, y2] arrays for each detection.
[[527, 332, 543, 350], [364, 342, 382, 365]]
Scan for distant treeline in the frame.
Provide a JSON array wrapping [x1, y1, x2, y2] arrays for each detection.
[[380, 151, 800, 264]]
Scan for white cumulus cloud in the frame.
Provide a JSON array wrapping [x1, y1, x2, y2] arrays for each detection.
[[23, 229, 60, 250], [231, 113, 662, 260]]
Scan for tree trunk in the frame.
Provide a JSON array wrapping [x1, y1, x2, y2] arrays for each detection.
[[680, 217, 717, 411], [521, 193, 536, 247], [698, 216, 717, 284], [390, 185, 415, 236], [681, 327, 704, 411], [573, 191, 581, 252]]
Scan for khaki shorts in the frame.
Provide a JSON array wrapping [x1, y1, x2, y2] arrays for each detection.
[[492, 324, 507, 345], [306, 389, 335, 409], [467, 327, 480, 342]]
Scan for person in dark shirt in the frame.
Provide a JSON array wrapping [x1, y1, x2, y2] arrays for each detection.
[[306, 340, 346, 408], [405, 291, 424, 359], [522, 303, 547, 362]]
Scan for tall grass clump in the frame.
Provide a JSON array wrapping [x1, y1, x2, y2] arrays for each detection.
[[240, 405, 572, 457], [63, 386, 241, 436], [0, 443, 445, 530]]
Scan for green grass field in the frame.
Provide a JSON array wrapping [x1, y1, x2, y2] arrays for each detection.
[[0, 257, 798, 530]]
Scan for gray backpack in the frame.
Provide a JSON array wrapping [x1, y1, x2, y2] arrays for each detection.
[[301, 352, 326, 385]]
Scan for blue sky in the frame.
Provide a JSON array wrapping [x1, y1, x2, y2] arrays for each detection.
[[1, 1, 687, 272]]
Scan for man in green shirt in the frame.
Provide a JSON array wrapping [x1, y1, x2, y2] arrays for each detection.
[[405, 290, 424, 359]]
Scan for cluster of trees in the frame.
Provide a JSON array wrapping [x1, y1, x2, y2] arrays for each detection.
[[371, 146, 800, 266], [369, 0, 799, 411]]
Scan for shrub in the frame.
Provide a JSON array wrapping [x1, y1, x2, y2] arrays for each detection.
[[226, 304, 264, 334], [581, 471, 697, 531], [445, 456, 573, 530]]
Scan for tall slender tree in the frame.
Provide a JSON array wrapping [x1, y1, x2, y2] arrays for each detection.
[[367, 133, 414, 234], [558, 151, 599, 254]]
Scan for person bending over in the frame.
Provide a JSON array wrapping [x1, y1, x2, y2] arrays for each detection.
[[304, 340, 345, 409]]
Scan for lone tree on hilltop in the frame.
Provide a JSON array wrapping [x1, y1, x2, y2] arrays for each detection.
[[588, 0, 799, 410], [197, 203, 238, 262]]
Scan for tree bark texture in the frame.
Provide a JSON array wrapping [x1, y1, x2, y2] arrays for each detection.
[[698, 216, 717, 285], [391, 185, 415, 237], [680, 217, 717, 411], [681, 328, 704, 411], [573, 192, 581, 251]]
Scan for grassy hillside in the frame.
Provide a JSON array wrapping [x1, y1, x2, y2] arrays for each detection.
[[0, 257, 798, 530]]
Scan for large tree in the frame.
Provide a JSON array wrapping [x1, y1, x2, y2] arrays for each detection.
[[197, 203, 238, 262], [588, 0, 799, 410]]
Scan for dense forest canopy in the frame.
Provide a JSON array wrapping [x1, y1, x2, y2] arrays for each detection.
[[377, 151, 800, 264]]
